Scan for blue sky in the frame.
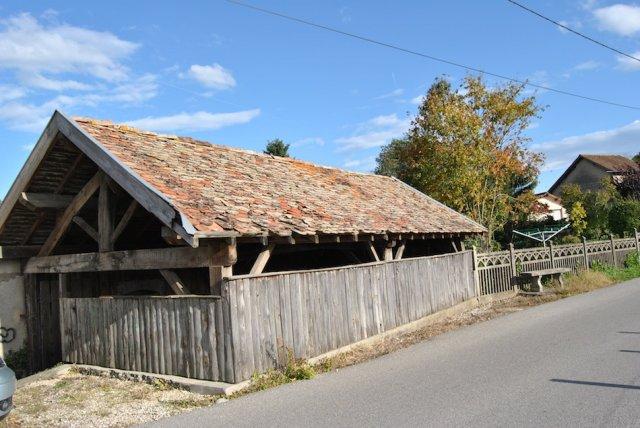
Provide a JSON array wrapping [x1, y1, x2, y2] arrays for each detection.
[[1, 0, 640, 198]]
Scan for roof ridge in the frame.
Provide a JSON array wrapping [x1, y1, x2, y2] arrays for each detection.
[[72, 116, 384, 179]]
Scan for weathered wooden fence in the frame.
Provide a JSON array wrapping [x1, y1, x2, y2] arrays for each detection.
[[476, 233, 640, 295], [224, 251, 475, 382], [60, 297, 232, 381], [60, 251, 475, 383]]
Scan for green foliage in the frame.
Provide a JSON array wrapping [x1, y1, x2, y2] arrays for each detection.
[[591, 253, 640, 282], [238, 349, 315, 396], [4, 346, 28, 379], [264, 138, 290, 157], [633, 152, 640, 164], [375, 75, 544, 250], [559, 234, 581, 244], [569, 202, 587, 236], [608, 199, 640, 236], [561, 180, 619, 239]]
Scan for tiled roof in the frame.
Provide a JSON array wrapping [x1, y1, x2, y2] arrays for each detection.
[[73, 117, 485, 237], [581, 154, 638, 172]]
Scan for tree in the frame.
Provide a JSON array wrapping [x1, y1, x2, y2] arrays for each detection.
[[561, 179, 619, 239], [569, 202, 587, 237], [633, 152, 640, 164], [616, 168, 640, 200], [375, 75, 543, 249], [609, 199, 640, 236], [264, 139, 290, 157]]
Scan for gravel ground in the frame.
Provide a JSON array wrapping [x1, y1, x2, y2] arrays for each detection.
[[0, 369, 218, 427]]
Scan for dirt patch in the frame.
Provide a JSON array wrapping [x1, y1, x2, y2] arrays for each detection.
[[0, 369, 218, 428]]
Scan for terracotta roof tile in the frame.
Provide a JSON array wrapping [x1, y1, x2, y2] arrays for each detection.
[[581, 154, 638, 172], [73, 117, 486, 237]]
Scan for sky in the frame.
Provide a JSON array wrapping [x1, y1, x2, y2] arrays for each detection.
[[1, 0, 639, 198]]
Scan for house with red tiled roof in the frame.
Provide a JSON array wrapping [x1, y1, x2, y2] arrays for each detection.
[[549, 154, 639, 196], [0, 111, 485, 371]]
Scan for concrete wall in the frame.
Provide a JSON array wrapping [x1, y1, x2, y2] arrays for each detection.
[[552, 160, 608, 195], [0, 260, 26, 358]]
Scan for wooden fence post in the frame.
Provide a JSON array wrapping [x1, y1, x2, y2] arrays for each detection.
[[472, 246, 481, 297], [635, 228, 640, 264], [509, 243, 517, 277], [582, 237, 589, 270], [610, 234, 617, 267], [549, 241, 555, 268]]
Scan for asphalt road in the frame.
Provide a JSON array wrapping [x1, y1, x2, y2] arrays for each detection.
[[148, 280, 640, 427]]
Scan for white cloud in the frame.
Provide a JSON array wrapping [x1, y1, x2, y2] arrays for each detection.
[[0, 95, 80, 132], [574, 60, 601, 71], [19, 73, 92, 91], [373, 88, 403, 100], [593, 4, 640, 36], [532, 119, 640, 171], [187, 64, 236, 90], [0, 13, 138, 83], [335, 113, 410, 152], [343, 156, 376, 171], [0, 85, 26, 103], [292, 137, 325, 147], [617, 50, 640, 70], [125, 109, 261, 132], [410, 95, 424, 105]]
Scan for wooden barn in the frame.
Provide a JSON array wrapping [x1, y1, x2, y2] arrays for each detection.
[[0, 111, 485, 380]]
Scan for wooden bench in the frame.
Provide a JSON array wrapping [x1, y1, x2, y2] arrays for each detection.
[[518, 267, 571, 294]]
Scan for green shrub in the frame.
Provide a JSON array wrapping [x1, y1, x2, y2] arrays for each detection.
[[608, 199, 640, 237], [4, 346, 29, 379]]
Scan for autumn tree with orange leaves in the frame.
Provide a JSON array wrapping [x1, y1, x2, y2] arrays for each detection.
[[376, 76, 544, 249]]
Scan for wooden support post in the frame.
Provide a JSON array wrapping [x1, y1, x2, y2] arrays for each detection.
[[72, 216, 98, 242], [582, 236, 589, 270], [38, 172, 103, 256], [98, 176, 113, 252], [250, 243, 275, 275], [384, 241, 395, 261], [610, 234, 617, 267], [472, 246, 481, 296], [549, 241, 555, 268], [159, 269, 190, 295], [509, 243, 517, 277], [635, 229, 640, 264], [111, 200, 138, 246], [209, 265, 232, 296], [366, 242, 379, 262], [394, 240, 406, 260]]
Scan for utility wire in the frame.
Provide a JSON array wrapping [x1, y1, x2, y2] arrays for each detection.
[[224, 0, 640, 111], [506, 0, 640, 65]]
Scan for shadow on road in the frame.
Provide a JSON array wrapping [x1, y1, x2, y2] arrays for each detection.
[[619, 350, 640, 353], [617, 331, 640, 334], [550, 379, 640, 390]]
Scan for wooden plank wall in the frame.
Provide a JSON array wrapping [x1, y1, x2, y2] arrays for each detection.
[[224, 251, 475, 382], [24, 273, 62, 373], [60, 297, 230, 382]]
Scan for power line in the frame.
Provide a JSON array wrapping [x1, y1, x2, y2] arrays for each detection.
[[506, 0, 640, 65], [224, 0, 640, 111]]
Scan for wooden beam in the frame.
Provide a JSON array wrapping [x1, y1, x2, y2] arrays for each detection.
[[25, 243, 237, 274], [209, 265, 233, 295], [250, 243, 276, 275], [19, 152, 85, 246], [112, 200, 138, 245], [72, 216, 98, 242], [19, 193, 74, 210], [38, 171, 103, 257], [367, 242, 379, 262], [384, 241, 396, 261], [161, 226, 186, 246], [98, 176, 113, 252], [159, 269, 190, 295], [395, 240, 406, 260]]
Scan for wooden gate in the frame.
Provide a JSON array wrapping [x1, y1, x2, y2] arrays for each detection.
[[24, 273, 62, 372]]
